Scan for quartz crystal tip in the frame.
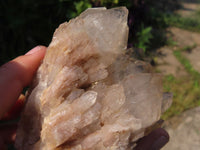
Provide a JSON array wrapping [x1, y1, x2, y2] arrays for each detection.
[[15, 7, 172, 150]]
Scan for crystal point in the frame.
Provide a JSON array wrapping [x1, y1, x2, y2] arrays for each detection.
[[15, 7, 172, 150]]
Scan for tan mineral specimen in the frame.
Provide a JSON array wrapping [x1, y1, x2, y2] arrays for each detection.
[[15, 7, 172, 150]]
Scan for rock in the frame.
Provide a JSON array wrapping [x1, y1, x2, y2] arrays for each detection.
[[15, 7, 172, 150], [163, 107, 200, 150]]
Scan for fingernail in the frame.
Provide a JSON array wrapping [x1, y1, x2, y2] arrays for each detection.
[[151, 136, 169, 150], [25, 46, 42, 55]]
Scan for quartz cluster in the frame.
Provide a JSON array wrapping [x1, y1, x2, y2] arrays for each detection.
[[15, 7, 172, 150]]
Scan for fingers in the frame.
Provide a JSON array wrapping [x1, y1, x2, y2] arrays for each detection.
[[134, 128, 169, 150], [0, 95, 25, 150], [1, 95, 25, 121], [0, 46, 46, 118], [0, 124, 17, 150], [0, 124, 17, 144], [0, 136, 6, 150]]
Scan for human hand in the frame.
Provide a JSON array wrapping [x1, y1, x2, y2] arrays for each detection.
[[0, 46, 169, 150], [0, 46, 46, 149], [134, 128, 169, 150]]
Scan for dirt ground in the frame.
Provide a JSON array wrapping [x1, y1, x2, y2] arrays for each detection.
[[156, 27, 200, 77], [155, 0, 200, 149]]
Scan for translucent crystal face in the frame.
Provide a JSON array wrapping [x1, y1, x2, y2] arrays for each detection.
[[15, 7, 172, 150]]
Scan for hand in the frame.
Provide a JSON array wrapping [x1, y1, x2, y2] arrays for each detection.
[[0, 46, 46, 149], [134, 128, 169, 150], [0, 46, 169, 150]]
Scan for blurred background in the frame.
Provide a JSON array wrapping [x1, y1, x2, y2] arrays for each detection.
[[1, 0, 200, 149], [0, 0, 180, 64]]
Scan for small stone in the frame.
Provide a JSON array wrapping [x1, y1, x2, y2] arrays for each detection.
[[15, 7, 172, 150]]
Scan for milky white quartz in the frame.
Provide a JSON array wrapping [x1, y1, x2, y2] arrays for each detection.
[[15, 7, 172, 150]]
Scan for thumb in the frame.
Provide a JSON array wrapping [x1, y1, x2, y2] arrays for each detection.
[[134, 128, 169, 150], [0, 46, 46, 118]]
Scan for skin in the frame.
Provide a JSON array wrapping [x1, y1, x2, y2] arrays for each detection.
[[0, 46, 169, 150]]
